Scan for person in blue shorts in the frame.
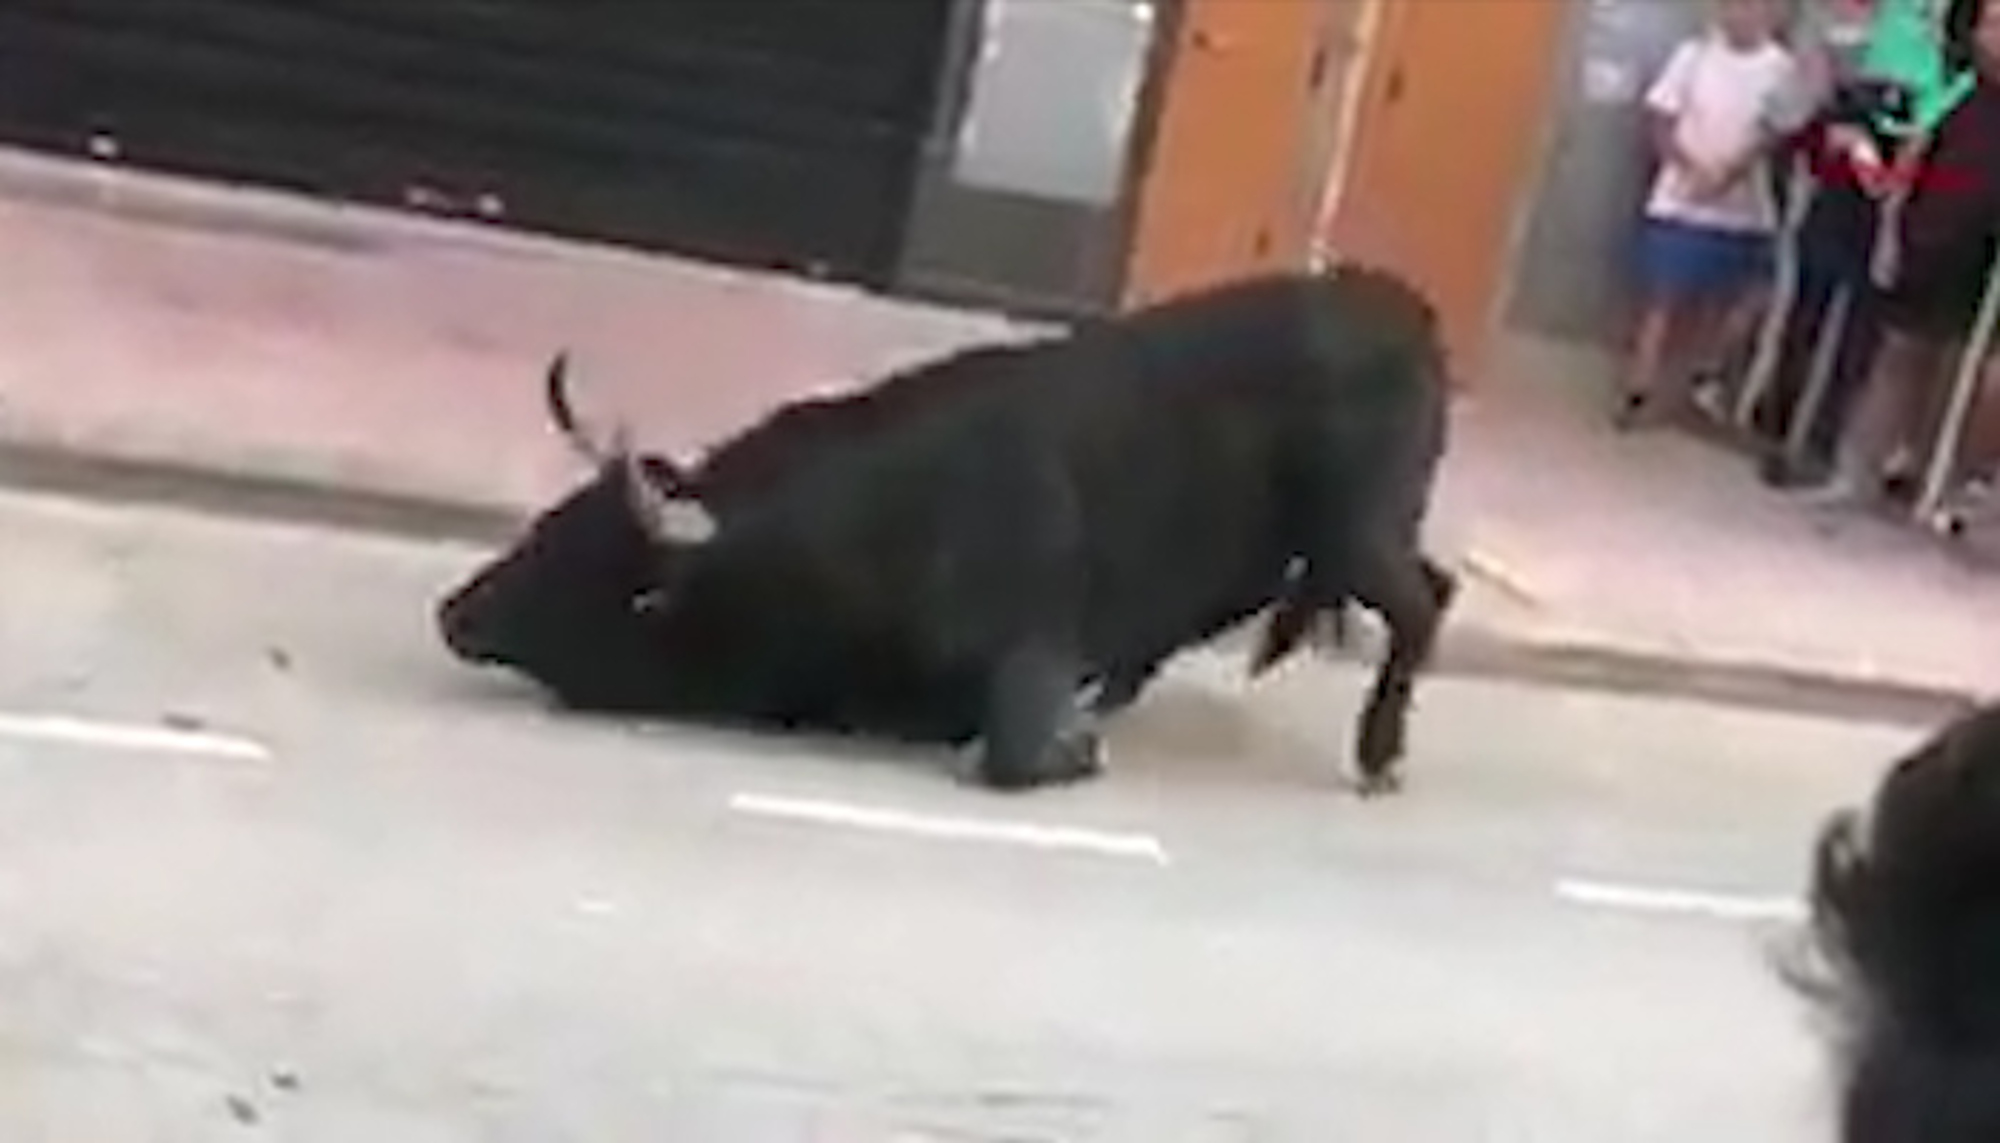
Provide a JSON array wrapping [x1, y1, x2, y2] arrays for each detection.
[[1616, 0, 1798, 429]]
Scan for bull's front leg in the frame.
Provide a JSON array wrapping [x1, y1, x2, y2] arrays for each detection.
[[978, 637, 1103, 792], [1347, 551, 1457, 796]]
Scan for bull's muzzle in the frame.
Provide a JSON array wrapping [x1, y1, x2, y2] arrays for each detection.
[[436, 581, 505, 665]]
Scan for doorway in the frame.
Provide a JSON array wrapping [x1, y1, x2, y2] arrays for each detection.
[[1319, 0, 1570, 381], [1120, 0, 1360, 308]]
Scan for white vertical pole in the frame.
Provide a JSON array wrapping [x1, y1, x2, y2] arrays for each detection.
[[1784, 284, 1856, 461], [1736, 157, 1818, 426], [1913, 246, 2000, 527]]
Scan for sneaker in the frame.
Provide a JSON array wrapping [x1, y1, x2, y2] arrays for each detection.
[[1884, 469, 1919, 505], [1793, 473, 1883, 511], [1611, 390, 1648, 432], [1692, 379, 1732, 424], [1759, 453, 1830, 489]]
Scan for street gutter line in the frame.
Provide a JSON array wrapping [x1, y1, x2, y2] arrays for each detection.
[[0, 711, 271, 762], [728, 792, 1171, 866], [1556, 878, 1805, 923]]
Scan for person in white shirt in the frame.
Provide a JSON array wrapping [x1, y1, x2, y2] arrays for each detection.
[[1617, 0, 1799, 429]]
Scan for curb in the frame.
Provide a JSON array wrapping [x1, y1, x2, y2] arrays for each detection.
[[1424, 627, 1976, 730], [0, 438, 1977, 731], [0, 439, 522, 546]]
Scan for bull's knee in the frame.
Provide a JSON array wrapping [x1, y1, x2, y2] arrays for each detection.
[[980, 724, 1104, 792], [1421, 556, 1459, 613], [1008, 728, 1105, 791], [978, 641, 1101, 792]]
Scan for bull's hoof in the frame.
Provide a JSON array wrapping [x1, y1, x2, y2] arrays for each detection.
[[978, 734, 1104, 793], [1049, 735, 1106, 784], [1356, 708, 1406, 783], [1355, 769, 1404, 798]]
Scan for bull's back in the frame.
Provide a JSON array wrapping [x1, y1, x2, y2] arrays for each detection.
[[696, 340, 1044, 503], [673, 266, 1443, 714]]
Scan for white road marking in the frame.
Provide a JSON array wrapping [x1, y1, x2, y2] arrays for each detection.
[[728, 792, 1171, 865], [1556, 878, 1805, 923], [0, 712, 271, 763]]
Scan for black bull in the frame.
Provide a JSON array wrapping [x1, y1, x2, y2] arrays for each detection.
[[437, 265, 1458, 794]]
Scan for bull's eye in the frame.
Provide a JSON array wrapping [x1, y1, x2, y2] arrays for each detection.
[[632, 587, 669, 615]]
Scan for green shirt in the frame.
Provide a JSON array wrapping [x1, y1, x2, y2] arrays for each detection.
[[1860, 0, 1976, 135]]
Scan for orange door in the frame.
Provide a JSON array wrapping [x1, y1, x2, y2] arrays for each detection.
[[1122, 0, 1358, 308], [1321, 0, 1567, 381]]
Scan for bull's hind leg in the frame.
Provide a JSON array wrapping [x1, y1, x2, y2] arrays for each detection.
[[978, 639, 1102, 792], [1347, 551, 1457, 796]]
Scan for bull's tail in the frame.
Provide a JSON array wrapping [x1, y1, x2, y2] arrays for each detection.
[[1248, 581, 1346, 678], [1251, 553, 1458, 677]]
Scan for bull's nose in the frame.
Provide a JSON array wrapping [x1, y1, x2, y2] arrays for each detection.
[[437, 591, 501, 665]]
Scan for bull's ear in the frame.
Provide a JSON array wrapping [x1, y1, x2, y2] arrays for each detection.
[[621, 448, 717, 546]]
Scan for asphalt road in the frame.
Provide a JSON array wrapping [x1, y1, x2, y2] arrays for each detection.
[[0, 488, 1927, 1141]]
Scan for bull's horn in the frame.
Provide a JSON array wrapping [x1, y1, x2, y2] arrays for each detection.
[[621, 444, 717, 546], [656, 495, 718, 545], [543, 350, 613, 464]]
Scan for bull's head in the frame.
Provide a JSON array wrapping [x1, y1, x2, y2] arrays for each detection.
[[538, 352, 719, 550], [434, 353, 719, 705]]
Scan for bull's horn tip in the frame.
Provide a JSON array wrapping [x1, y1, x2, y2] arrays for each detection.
[[661, 496, 717, 543]]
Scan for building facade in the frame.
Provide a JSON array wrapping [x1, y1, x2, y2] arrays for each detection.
[[0, 0, 1610, 383], [1125, 0, 1570, 381]]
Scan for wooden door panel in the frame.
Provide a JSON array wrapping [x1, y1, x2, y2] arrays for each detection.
[[1322, 0, 1566, 378], [1122, 0, 1351, 307]]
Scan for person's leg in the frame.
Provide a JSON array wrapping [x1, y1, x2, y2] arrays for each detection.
[[1798, 323, 1944, 507], [1754, 258, 1836, 472], [1889, 282, 2000, 524], [1960, 352, 2000, 480], [1806, 275, 1887, 469], [1619, 218, 1706, 427], [1618, 297, 1681, 427], [1723, 230, 1778, 354], [1932, 355, 2000, 528], [1891, 327, 2000, 507], [1686, 293, 1746, 423], [1686, 230, 1774, 423], [1711, 276, 1773, 382], [1881, 267, 1994, 501]]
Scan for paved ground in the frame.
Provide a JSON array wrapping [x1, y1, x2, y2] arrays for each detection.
[[0, 148, 1994, 704], [0, 485, 1932, 1140]]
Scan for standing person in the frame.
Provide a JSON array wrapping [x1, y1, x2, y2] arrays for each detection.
[[1798, 0, 2000, 512], [1617, 0, 1799, 430], [1755, 12, 1909, 486]]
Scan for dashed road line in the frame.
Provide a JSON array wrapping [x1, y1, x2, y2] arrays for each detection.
[[729, 792, 1171, 865], [0, 711, 271, 763], [1556, 877, 1804, 923]]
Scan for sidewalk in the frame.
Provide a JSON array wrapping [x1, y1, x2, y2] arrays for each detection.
[[1432, 349, 1997, 712], [0, 149, 1992, 717]]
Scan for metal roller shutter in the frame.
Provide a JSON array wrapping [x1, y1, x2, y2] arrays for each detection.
[[0, 0, 954, 285]]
